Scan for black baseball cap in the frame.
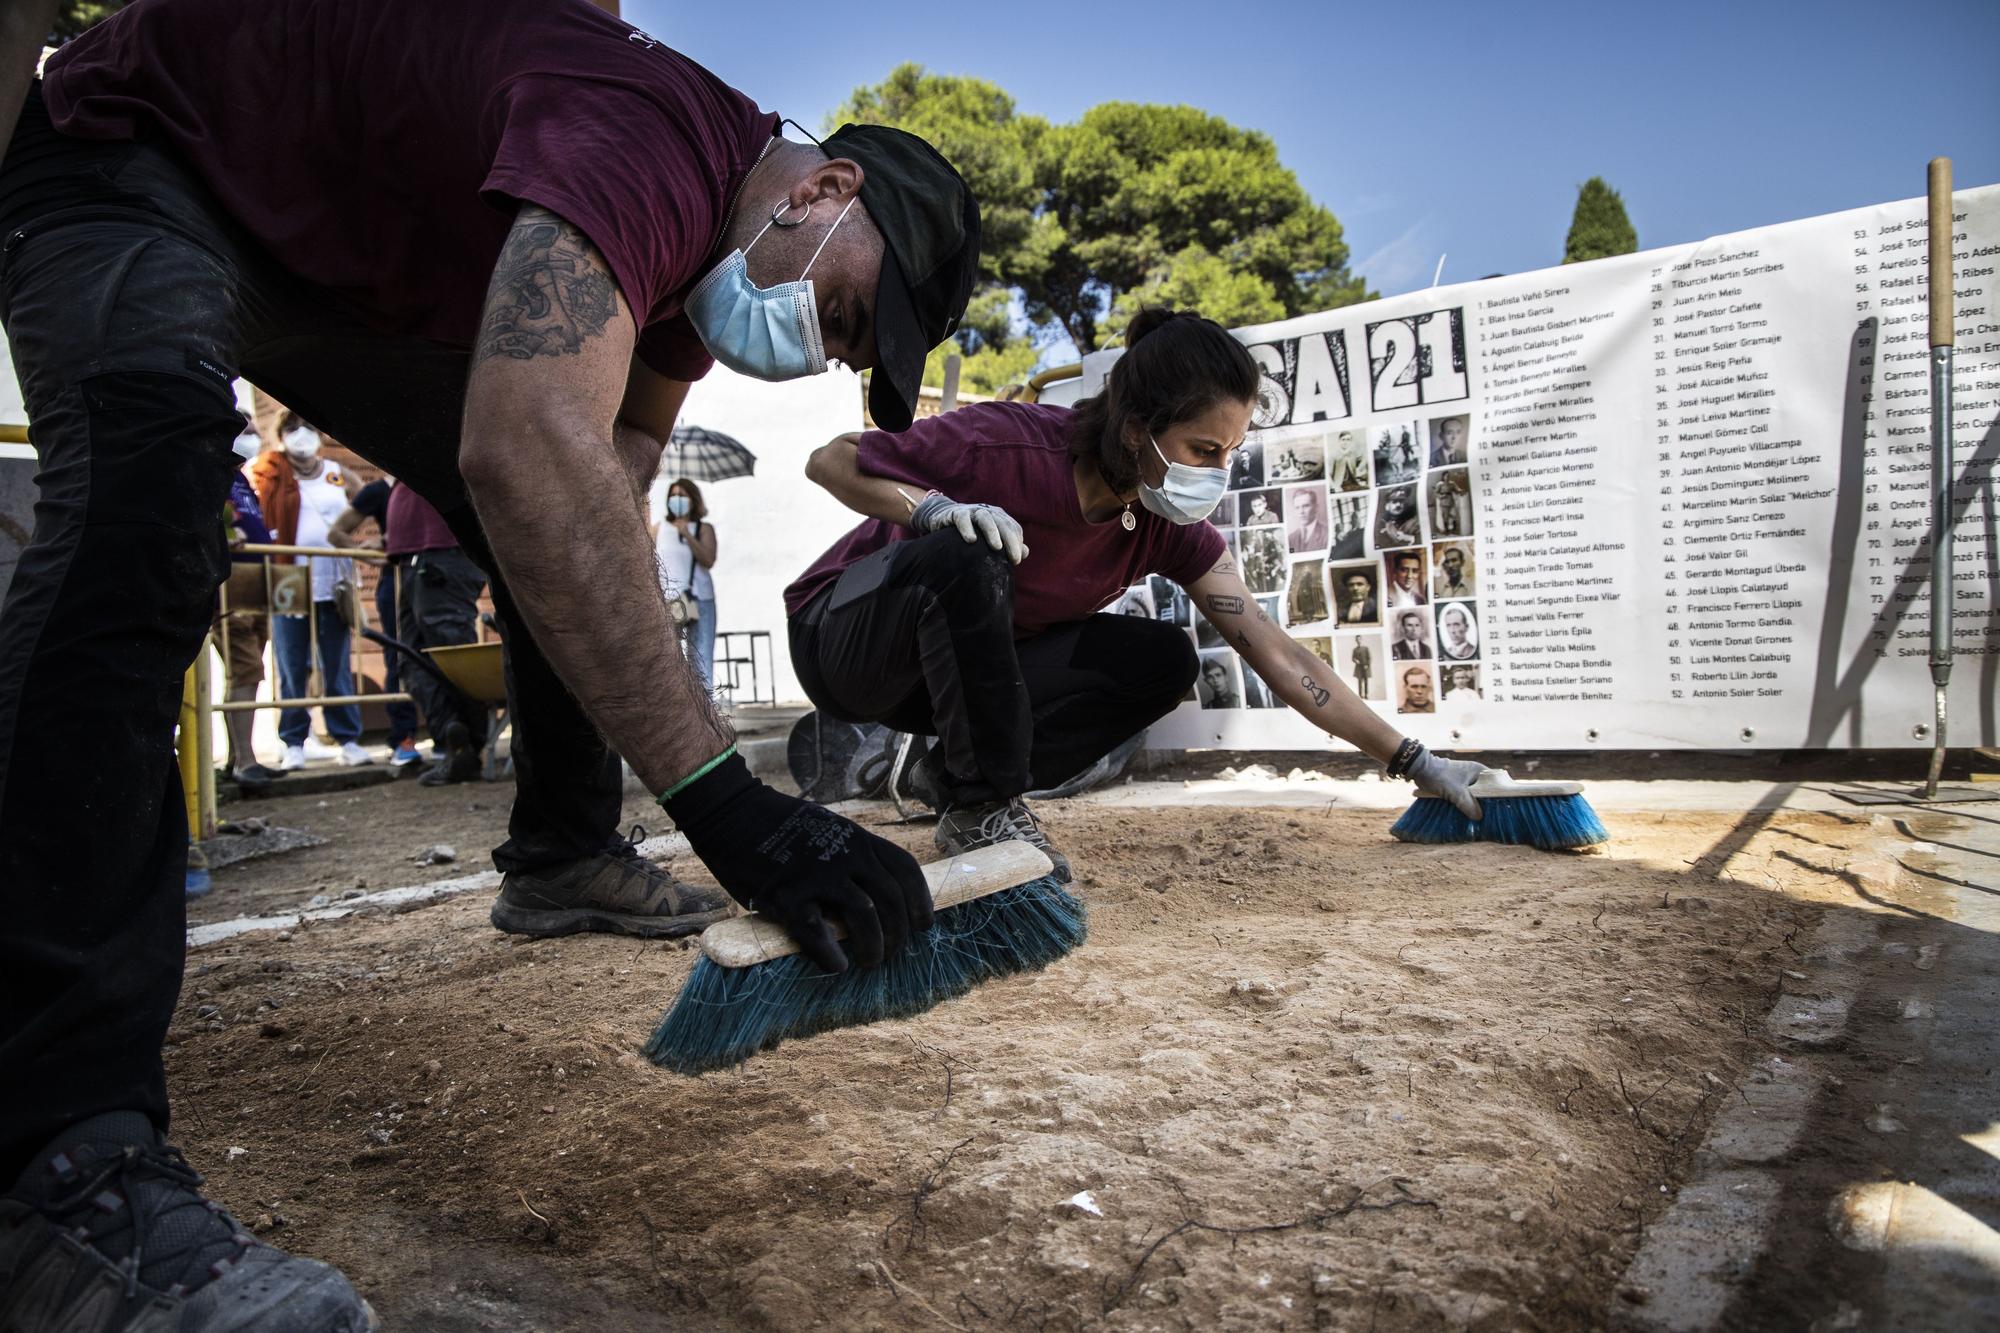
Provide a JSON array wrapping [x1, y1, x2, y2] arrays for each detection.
[[821, 123, 981, 432]]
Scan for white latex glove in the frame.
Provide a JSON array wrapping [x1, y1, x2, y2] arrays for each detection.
[[911, 494, 1029, 564], [1405, 748, 1487, 820]]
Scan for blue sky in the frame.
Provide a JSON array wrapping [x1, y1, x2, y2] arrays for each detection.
[[630, 0, 1999, 303]]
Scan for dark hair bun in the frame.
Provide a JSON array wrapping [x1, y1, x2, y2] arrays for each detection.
[[1123, 305, 1189, 346]]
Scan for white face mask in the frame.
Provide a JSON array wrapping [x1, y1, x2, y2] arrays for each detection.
[[231, 431, 262, 462], [1135, 434, 1228, 525], [666, 494, 692, 518], [282, 426, 321, 462]]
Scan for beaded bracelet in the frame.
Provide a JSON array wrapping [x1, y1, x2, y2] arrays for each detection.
[[1384, 737, 1424, 780]]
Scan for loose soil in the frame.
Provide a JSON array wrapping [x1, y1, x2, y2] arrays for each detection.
[[171, 795, 1887, 1330]]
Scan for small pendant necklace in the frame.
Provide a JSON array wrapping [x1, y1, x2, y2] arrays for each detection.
[[1120, 502, 1136, 531]]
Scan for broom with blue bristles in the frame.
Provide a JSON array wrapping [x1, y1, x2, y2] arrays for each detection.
[[1391, 769, 1609, 849], [644, 841, 1081, 1075]]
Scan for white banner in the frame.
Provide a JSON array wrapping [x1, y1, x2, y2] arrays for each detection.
[[1115, 186, 1999, 751]]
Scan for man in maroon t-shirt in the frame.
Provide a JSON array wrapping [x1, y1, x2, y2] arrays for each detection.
[[0, 1, 977, 1324]]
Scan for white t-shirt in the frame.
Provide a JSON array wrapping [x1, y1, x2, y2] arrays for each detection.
[[292, 462, 355, 605], [654, 518, 714, 601]]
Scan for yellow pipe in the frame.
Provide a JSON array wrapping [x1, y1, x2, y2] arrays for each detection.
[[176, 657, 201, 835], [0, 423, 27, 444], [1020, 363, 1082, 405]]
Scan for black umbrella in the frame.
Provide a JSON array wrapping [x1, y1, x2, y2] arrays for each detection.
[[665, 424, 756, 482]]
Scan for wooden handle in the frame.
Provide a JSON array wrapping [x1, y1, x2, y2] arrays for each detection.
[[698, 840, 1056, 969], [1929, 157, 1954, 348]]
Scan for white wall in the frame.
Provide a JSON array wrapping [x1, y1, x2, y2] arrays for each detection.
[[649, 364, 865, 703]]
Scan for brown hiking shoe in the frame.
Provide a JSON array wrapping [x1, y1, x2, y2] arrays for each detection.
[[490, 829, 734, 939]]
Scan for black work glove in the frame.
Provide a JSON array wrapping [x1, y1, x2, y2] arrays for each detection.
[[660, 752, 932, 973]]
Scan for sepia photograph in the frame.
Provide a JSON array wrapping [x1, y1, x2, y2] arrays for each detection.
[[1428, 465, 1474, 537], [1283, 484, 1331, 554], [1384, 547, 1428, 608], [1328, 559, 1381, 627], [1329, 493, 1368, 559], [1428, 413, 1471, 468], [1328, 428, 1371, 492], [1286, 556, 1330, 626], [1395, 662, 1438, 714], [1241, 526, 1289, 596], [1436, 600, 1481, 662], [1389, 607, 1434, 660], [1372, 483, 1422, 550], [1432, 539, 1477, 599], [1266, 434, 1327, 482], [1333, 630, 1384, 701], [1370, 420, 1421, 485]]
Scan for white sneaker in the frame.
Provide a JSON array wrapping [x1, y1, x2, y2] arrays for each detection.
[[279, 745, 307, 771], [301, 736, 338, 761], [338, 742, 373, 767]]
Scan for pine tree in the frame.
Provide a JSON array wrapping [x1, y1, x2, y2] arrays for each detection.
[[1563, 178, 1638, 264]]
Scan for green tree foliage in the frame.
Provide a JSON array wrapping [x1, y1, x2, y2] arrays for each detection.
[[835, 66, 1370, 380], [1563, 177, 1638, 264], [51, 1, 130, 42]]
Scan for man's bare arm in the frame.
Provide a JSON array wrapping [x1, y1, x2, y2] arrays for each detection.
[[461, 205, 726, 792], [1188, 555, 1402, 762]]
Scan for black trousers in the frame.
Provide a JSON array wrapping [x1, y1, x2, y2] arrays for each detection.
[[0, 93, 625, 1177], [789, 531, 1198, 808], [374, 562, 419, 746], [398, 546, 489, 746]]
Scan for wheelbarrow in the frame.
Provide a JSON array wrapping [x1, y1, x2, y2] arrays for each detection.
[[358, 627, 511, 781]]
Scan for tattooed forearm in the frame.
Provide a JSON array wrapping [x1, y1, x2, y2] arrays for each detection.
[[1301, 675, 1331, 707], [477, 206, 621, 362], [1205, 594, 1245, 615]]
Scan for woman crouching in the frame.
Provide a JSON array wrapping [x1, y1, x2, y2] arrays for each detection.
[[784, 308, 1487, 879]]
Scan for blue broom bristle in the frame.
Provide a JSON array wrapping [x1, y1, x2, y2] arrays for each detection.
[[643, 875, 1085, 1075], [1389, 792, 1609, 849]]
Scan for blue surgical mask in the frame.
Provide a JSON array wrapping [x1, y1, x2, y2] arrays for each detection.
[[684, 194, 856, 380], [667, 494, 691, 518], [1136, 435, 1228, 524]]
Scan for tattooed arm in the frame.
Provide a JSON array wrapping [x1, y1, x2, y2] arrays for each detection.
[[460, 205, 728, 791], [1188, 553, 1403, 762]]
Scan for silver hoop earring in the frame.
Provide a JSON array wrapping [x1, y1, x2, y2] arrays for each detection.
[[770, 199, 812, 228]]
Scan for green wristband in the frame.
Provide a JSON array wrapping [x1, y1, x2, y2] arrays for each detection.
[[657, 743, 738, 806]]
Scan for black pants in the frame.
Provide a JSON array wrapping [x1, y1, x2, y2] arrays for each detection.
[[374, 562, 419, 746], [789, 531, 1197, 808], [0, 92, 625, 1177], [398, 546, 489, 746]]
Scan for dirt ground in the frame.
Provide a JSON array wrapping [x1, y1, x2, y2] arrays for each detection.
[[166, 785, 1896, 1330]]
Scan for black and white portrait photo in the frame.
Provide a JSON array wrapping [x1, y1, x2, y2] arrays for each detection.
[[1240, 488, 1283, 530], [1395, 663, 1437, 714], [1436, 600, 1480, 661], [1428, 414, 1470, 468], [1372, 484, 1421, 550], [1227, 438, 1265, 492], [1442, 662, 1482, 700], [1328, 429, 1370, 492], [1432, 540, 1476, 599], [1384, 548, 1428, 608], [1284, 484, 1330, 554], [1389, 608, 1433, 660], [1329, 560, 1381, 628], [1197, 651, 1243, 710], [1334, 630, 1382, 700], [1428, 465, 1473, 537]]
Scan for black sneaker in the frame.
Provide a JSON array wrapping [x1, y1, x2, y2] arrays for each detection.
[[933, 798, 1072, 883], [416, 721, 480, 787], [490, 828, 735, 939], [0, 1111, 375, 1331]]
